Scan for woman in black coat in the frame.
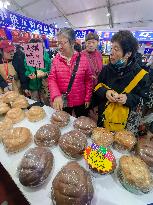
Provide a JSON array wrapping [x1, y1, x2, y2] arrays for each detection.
[[94, 30, 151, 134], [12, 45, 30, 96]]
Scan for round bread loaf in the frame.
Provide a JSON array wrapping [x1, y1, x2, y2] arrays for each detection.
[[5, 108, 25, 124], [51, 111, 70, 127], [11, 95, 29, 109], [114, 130, 136, 151], [92, 127, 114, 147], [137, 134, 153, 172], [19, 147, 54, 187], [0, 103, 10, 114], [34, 124, 61, 147], [2, 127, 32, 153], [26, 106, 46, 122], [3, 91, 19, 103], [73, 116, 97, 136], [118, 155, 153, 194], [51, 161, 94, 205], [0, 118, 13, 142], [59, 130, 87, 158]]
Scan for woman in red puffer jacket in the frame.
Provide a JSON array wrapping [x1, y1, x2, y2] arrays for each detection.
[[48, 28, 92, 117]]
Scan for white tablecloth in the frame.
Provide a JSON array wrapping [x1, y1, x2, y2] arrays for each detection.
[[0, 100, 153, 205]]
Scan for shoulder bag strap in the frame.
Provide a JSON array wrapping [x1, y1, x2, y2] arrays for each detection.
[[66, 52, 81, 95]]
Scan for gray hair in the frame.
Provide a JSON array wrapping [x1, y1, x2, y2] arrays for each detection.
[[57, 27, 76, 45]]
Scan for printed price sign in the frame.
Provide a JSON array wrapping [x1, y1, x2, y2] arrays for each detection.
[[24, 43, 44, 68]]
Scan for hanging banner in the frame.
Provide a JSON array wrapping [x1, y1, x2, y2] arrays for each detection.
[[24, 43, 44, 68], [75, 29, 95, 39], [0, 8, 56, 36]]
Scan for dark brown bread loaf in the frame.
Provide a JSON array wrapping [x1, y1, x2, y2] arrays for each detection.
[[59, 130, 87, 158], [73, 116, 97, 136], [34, 124, 61, 147], [51, 161, 94, 205], [51, 111, 70, 127], [19, 147, 53, 187]]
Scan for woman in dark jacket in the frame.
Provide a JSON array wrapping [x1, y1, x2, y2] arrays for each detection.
[[0, 75, 9, 92], [12, 45, 30, 96], [94, 30, 150, 134]]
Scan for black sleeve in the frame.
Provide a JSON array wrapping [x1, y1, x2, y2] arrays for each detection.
[[0, 75, 8, 88], [94, 67, 108, 99], [12, 53, 29, 90], [125, 73, 151, 108]]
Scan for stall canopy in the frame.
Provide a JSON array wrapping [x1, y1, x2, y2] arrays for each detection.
[[7, 0, 153, 30]]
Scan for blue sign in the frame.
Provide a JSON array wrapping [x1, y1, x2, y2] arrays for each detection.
[[134, 31, 153, 41], [75, 29, 95, 39], [97, 31, 115, 40], [0, 8, 56, 36]]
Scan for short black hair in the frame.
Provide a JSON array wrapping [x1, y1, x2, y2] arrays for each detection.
[[111, 30, 138, 58], [74, 43, 82, 52]]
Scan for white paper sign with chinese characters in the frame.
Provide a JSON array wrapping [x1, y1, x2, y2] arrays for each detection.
[[24, 43, 44, 68]]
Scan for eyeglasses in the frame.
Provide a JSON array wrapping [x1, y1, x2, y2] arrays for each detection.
[[57, 40, 69, 46]]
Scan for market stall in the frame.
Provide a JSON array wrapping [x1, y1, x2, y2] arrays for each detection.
[[0, 99, 152, 205]]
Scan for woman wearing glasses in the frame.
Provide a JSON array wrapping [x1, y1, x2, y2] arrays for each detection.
[[48, 28, 92, 117]]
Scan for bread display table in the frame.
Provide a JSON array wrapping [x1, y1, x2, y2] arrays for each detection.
[[0, 100, 153, 205]]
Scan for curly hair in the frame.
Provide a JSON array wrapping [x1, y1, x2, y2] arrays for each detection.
[[111, 30, 138, 58]]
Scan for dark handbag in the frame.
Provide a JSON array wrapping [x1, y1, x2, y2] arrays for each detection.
[[62, 53, 81, 108]]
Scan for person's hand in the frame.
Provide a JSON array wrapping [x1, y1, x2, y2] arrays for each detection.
[[106, 90, 117, 102], [24, 89, 31, 97], [117, 94, 127, 104], [4, 86, 10, 92], [28, 74, 36, 79], [37, 70, 46, 78], [85, 102, 90, 108], [53, 96, 63, 111]]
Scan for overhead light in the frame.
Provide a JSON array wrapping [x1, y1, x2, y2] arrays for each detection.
[[65, 21, 68, 24], [106, 13, 110, 17], [53, 22, 57, 28]]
